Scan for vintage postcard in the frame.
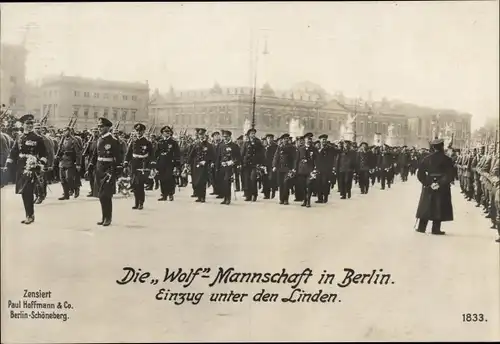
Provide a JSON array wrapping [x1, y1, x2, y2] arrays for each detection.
[[1, 1, 499, 342]]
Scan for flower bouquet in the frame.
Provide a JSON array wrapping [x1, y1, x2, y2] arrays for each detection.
[[117, 176, 131, 197], [23, 155, 42, 176], [19, 155, 44, 193]]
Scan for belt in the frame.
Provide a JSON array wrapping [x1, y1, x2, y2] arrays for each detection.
[[98, 157, 114, 162], [133, 154, 148, 158], [19, 153, 35, 158]]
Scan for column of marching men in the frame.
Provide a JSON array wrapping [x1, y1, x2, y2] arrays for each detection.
[[455, 142, 500, 242], [2, 115, 429, 226]]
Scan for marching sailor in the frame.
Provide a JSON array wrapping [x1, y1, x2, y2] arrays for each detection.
[[262, 134, 278, 199], [3, 114, 48, 224], [55, 125, 82, 200], [124, 123, 154, 209], [188, 128, 215, 203], [296, 132, 318, 207], [88, 118, 123, 227], [155, 126, 181, 201], [82, 127, 100, 197], [272, 133, 296, 205], [215, 130, 241, 205], [316, 134, 334, 203], [241, 128, 264, 202]]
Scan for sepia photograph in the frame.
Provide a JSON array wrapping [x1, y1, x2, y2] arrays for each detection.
[[1, 1, 499, 342]]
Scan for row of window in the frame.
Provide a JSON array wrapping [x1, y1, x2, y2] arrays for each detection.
[[72, 106, 137, 121], [43, 89, 138, 102], [73, 91, 138, 101]]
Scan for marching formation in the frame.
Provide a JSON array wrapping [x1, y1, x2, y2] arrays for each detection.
[[456, 142, 500, 242], [2, 113, 496, 243], [1, 115, 426, 227]]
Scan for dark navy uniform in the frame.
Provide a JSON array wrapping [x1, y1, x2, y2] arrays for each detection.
[[272, 135, 296, 204], [33, 127, 55, 203], [89, 119, 123, 226], [215, 132, 241, 205], [189, 130, 215, 202], [336, 142, 357, 199], [56, 133, 82, 200], [155, 127, 181, 201], [356, 143, 373, 194], [82, 130, 99, 197], [241, 130, 265, 201], [5, 114, 48, 224], [262, 135, 278, 199], [398, 148, 411, 182], [124, 133, 154, 209], [315, 139, 335, 203], [377, 146, 394, 190], [296, 140, 318, 207]]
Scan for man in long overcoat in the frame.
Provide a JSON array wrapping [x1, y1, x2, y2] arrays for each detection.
[[415, 138, 455, 235]]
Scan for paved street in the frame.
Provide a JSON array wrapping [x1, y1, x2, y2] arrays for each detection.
[[1, 177, 499, 342]]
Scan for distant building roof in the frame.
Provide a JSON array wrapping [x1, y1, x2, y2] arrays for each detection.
[[151, 82, 474, 119], [41, 75, 149, 90]]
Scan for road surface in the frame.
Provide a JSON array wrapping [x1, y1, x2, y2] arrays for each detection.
[[1, 177, 499, 342]]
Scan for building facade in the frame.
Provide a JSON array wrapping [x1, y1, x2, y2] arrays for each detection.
[[0, 43, 28, 113], [40, 75, 149, 131], [150, 82, 472, 147]]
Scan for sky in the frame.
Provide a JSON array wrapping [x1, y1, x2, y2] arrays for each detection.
[[1, 2, 498, 129]]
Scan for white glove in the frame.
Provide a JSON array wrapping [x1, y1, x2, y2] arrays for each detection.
[[199, 161, 206, 166]]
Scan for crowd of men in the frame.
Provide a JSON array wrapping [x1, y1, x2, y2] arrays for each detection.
[[455, 143, 500, 242], [1, 113, 498, 243]]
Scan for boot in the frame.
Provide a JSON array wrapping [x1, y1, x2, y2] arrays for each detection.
[[169, 195, 174, 201], [271, 190, 276, 199], [23, 216, 35, 225], [74, 188, 80, 198], [58, 195, 69, 200], [252, 195, 257, 202], [138, 204, 143, 210], [102, 218, 111, 227], [132, 200, 139, 209], [97, 218, 105, 225], [158, 195, 167, 201], [301, 200, 307, 207]]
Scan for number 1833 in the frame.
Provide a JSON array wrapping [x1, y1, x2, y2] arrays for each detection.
[[462, 313, 487, 322]]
